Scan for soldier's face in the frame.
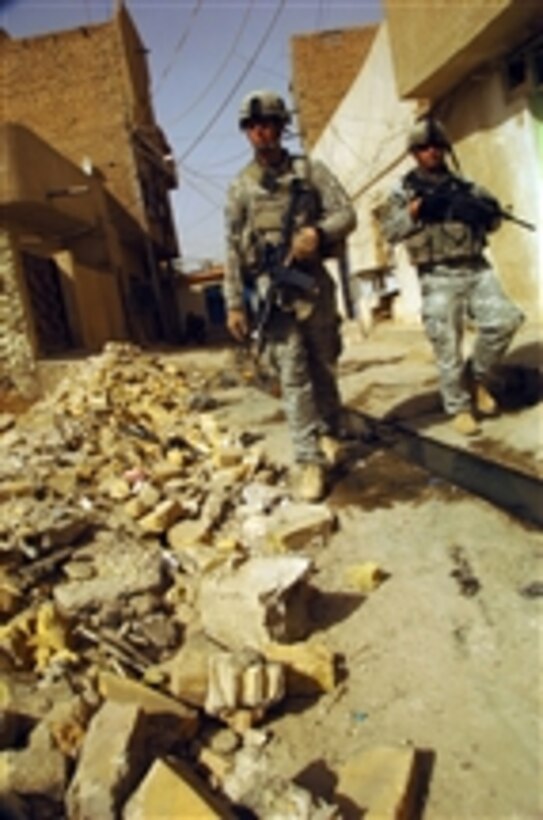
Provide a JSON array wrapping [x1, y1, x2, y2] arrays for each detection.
[[413, 143, 446, 171], [245, 118, 283, 156]]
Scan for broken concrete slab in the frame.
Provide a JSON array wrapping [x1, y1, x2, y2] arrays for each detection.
[[335, 745, 423, 820], [123, 758, 236, 820], [197, 555, 313, 651], [1, 720, 67, 802], [205, 650, 285, 721], [54, 541, 164, 616], [264, 640, 337, 695], [65, 701, 149, 820], [98, 671, 199, 740], [268, 502, 337, 552]]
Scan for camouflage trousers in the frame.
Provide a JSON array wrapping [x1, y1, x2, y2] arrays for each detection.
[[420, 260, 525, 415], [264, 269, 342, 464]]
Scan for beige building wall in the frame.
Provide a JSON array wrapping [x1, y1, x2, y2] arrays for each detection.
[[384, 0, 538, 99], [54, 250, 127, 351], [0, 11, 143, 231], [311, 23, 422, 323], [311, 16, 542, 324], [438, 71, 542, 317], [291, 26, 378, 149]]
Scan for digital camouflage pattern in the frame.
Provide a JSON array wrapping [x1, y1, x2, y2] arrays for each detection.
[[380, 165, 524, 415], [224, 149, 356, 463], [419, 261, 524, 413]]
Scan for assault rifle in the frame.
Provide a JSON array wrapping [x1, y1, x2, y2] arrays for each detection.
[[410, 172, 535, 232], [253, 176, 318, 355]]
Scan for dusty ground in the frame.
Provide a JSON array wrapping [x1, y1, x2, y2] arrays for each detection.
[[7, 320, 543, 818], [201, 325, 543, 819]]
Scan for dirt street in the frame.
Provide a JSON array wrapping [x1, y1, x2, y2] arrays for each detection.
[[1, 321, 542, 819], [208, 326, 543, 819]]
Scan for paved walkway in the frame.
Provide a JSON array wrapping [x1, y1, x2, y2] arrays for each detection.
[[338, 319, 543, 481]]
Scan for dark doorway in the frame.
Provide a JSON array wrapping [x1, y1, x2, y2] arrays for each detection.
[[21, 252, 74, 355]]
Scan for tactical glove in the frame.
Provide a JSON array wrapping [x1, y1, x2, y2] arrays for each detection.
[[417, 190, 452, 222]]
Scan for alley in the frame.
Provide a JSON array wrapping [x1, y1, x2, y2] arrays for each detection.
[[0, 318, 541, 818]]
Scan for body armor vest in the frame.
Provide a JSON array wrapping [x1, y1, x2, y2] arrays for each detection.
[[402, 169, 487, 266], [237, 156, 320, 276]]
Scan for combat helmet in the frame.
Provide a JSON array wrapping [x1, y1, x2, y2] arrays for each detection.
[[238, 90, 291, 129], [407, 117, 450, 152]]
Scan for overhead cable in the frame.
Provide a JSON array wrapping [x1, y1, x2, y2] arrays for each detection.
[[167, 0, 255, 126], [154, 0, 204, 97], [178, 0, 286, 163]]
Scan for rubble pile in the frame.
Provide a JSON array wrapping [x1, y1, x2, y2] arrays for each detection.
[[0, 343, 348, 819]]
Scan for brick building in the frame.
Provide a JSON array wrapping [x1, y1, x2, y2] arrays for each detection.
[[290, 26, 378, 149], [0, 3, 181, 392]]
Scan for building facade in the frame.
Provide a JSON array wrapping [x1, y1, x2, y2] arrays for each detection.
[[293, 2, 542, 326], [0, 4, 181, 391]]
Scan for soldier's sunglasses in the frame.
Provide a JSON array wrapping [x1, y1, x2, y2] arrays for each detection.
[[244, 116, 281, 129], [413, 142, 444, 151]]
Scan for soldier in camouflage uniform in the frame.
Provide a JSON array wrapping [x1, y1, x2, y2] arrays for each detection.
[[380, 118, 524, 436], [223, 90, 357, 501]]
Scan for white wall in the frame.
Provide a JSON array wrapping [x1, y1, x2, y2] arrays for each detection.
[[443, 69, 542, 318], [311, 22, 422, 323], [311, 22, 543, 324]]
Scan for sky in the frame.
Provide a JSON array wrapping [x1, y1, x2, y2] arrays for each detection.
[[1, 0, 383, 270]]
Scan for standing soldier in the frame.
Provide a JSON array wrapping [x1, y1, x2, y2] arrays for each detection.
[[223, 89, 357, 501], [380, 117, 524, 435]]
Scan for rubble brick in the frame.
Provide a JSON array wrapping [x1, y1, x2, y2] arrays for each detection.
[[335, 745, 421, 820], [98, 671, 199, 739], [54, 542, 163, 615], [159, 631, 218, 707], [123, 758, 235, 819], [197, 556, 313, 651], [1, 721, 67, 802], [269, 503, 336, 551], [65, 701, 149, 820], [167, 518, 210, 551], [264, 640, 337, 694], [138, 498, 183, 534]]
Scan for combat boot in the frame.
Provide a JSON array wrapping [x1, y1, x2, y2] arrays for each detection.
[[298, 463, 326, 503], [451, 411, 480, 436], [474, 383, 498, 416]]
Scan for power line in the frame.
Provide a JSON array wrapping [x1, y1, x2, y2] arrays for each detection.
[[167, 0, 255, 127], [153, 0, 204, 97], [183, 163, 231, 190], [178, 0, 286, 163], [181, 172, 224, 207]]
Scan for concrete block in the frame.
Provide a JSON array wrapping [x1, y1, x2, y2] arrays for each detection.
[[270, 503, 336, 551], [335, 745, 421, 820], [198, 555, 313, 651], [138, 498, 183, 534], [264, 640, 337, 694], [1, 721, 67, 801], [123, 758, 236, 819], [65, 701, 149, 820], [98, 671, 199, 740]]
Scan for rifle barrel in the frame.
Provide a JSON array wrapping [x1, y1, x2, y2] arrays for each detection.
[[502, 211, 536, 231]]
